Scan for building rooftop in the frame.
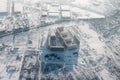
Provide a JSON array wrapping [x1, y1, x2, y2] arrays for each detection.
[[48, 27, 80, 51], [48, 29, 64, 51], [56, 27, 80, 49]]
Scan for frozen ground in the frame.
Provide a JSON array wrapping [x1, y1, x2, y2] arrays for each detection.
[[0, 20, 119, 80], [0, 0, 120, 80]]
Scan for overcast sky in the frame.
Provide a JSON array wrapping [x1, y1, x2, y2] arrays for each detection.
[[0, 0, 7, 12], [0, 0, 23, 12]]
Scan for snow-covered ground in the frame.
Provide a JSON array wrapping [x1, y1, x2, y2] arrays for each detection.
[[0, 0, 120, 80], [0, 19, 119, 80], [72, 0, 116, 16], [99, 69, 116, 80]]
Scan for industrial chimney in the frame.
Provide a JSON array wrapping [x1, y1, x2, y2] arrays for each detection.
[[7, 0, 14, 16]]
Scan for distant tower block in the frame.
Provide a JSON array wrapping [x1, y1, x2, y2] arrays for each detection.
[[7, 0, 15, 16]]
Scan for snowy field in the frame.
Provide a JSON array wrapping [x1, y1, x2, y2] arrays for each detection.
[[0, 0, 120, 80]]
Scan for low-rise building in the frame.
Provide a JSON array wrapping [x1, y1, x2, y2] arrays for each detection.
[[61, 11, 71, 20], [56, 27, 80, 50], [48, 30, 64, 51], [48, 27, 80, 51]]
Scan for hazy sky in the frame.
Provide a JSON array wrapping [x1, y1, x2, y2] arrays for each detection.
[[0, 0, 7, 12], [0, 0, 23, 12]]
